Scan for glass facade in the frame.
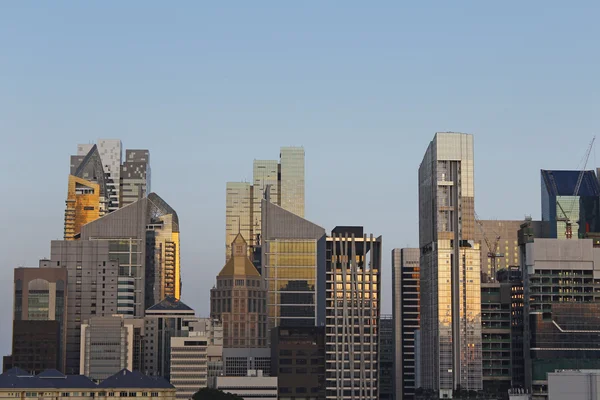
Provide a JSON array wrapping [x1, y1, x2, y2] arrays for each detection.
[[225, 182, 253, 261], [418, 133, 483, 396], [280, 147, 305, 218], [264, 239, 318, 329]]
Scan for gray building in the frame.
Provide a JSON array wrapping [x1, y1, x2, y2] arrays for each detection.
[[325, 226, 381, 400], [392, 248, 420, 400], [260, 194, 326, 330], [80, 316, 134, 380], [379, 315, 393, 400], [223, 348, 272, 377], [547, 370, 600, 400], [418, 132, 482, 396], [121, 149, 151, 207], [49, 240, 119, 375]]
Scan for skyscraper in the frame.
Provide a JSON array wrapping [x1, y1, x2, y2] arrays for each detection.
[[211, 234, 268, 348], [418, 132, 482, 396], [121, 149, 151, 206], [392, 248, 420, 400], [225, 147, 305, 260], [379, 315, 394, 400], [260, 194, 326, 330], [325, 226, 381, 400]]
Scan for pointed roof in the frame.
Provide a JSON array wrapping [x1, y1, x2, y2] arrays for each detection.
[[3, 367, 31, 377], [73, 144, 110, 199], [98, 369, 174, 390], [146, 296, 193, 312], [37, 369, 65, 379], [218, 234, 260, 277]]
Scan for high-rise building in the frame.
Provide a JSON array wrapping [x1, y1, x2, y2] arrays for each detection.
[[540, 170, 600, 239], [270, 326, 325, 399], [225, 147, 305, 261], [49, 240, 119, 375], [418, 132, 482, 397], [392, 248, 420, 400], [96, 139, 123, 212], [520, 237, 600, 399], [64, 175, 102, 241], [379, 315, 394, 400], [80, 316, 134, 380], [325, 227, 381, 400], [260, 195, 326, 331], [121, 149, 151, 206], [170, 336, 209, 399], [12, 265, 68, 373], [211, 234, 268, 348]]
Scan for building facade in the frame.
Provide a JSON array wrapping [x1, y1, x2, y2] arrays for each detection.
[[474, 220, 526, 282], [325, 227, 381, 400], [392, 248, 420, 400], [225, 147, 305, 261], [121, 149, 151, 206], [216, 371, 278, 400], [80, 316, 134, 380], [547, 370, 600, 400], [260, 196, 326, 331], [211, 234, 268, 348], [170, 336, 209, 399], [418, 132, 482, 396], [379, 315, 394, 400], [271, 326, 325, 399]]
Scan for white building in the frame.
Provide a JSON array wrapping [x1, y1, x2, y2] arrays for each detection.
[[170, 336, 209, 400], [215, 370, 277, 400], [548, 370, 600, 400]]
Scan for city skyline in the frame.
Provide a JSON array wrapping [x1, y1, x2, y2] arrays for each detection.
[[2, 2, 599, 361]]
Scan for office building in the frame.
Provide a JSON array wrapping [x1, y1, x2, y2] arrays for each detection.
[[418, 132, 482, 396], [170, 336, 209, 399], [222, 348, 271, 377], [520, 237, 600, 399], [474, 220, 526, 282], [480, 282, 512, 395], [541, 170, 600, 239], [216, 371, 278, 400], [261, 194, 326, 330], [325, 226, 381, 400], [80, 316, 134, 380], [271, 326, 325, 399], [64, 175, 103, 240], [12, 266, 68, 373], [225, 147, 305, 261], [392, 248, 420, 400], [379, 315, 394, 400], [211, 234, 268, 348], [49, 240, 119, 375], [547, 370, 600, 400], [144, 296, 197, 379], [121, 149, 151, 206]]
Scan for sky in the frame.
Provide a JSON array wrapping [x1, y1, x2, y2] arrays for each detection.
[[0, 1, 599, 355]]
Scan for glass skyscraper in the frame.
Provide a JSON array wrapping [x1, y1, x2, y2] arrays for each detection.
[[418, 132, 482, 397]]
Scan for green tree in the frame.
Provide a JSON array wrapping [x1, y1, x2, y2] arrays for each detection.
[[192, 387, 244, 400]]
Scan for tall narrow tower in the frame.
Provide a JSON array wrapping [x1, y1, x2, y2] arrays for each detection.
[[418, 132, 482, 397]]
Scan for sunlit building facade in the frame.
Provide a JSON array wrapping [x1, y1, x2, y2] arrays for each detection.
[[325, 227, 381, 400], [225, 147, 305, 261], [418, 132, 482, 397], [64, 175, 102, 240]]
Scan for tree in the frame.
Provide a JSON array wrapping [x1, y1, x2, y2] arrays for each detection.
[[192, 387, 244, 400]]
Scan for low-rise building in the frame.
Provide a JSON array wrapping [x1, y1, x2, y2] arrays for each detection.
[[548, 370, 600, 400], [216, 370, 277, 400]]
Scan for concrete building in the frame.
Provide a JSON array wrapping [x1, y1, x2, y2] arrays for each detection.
[[260, 194, 326, 331], [121, 149, 151, 206], [211, 234, 268, 348], [520, 237, 600, 399], [225, 146, 305, 261], [80, 316, 134, 380], [49, 240, 119, 375], [170, 336, 209, 399], [222, 348, 271, 378], [548, 370, 600, 400], [11, 265, 68, 373], [271, 326, 325, 399], [325, 226, 381, 400], [216, 371, 278, 400], [392, 248, 420, 400], [379, 315, 394, 400], [418, 132, 482, 396]]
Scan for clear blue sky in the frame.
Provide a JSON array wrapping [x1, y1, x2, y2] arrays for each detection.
[[0, 2, 598, 355]]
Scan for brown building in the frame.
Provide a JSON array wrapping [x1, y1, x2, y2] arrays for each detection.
[[474, 220, 528, 282], [12, 265, 67, 372], [271, 326, 325, 399], [211, 234, 268, 348]]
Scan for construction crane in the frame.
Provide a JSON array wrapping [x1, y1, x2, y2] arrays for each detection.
[[474, 212, 504, 281], [556, 136, 596, 239]]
